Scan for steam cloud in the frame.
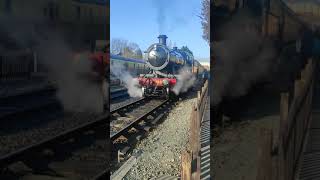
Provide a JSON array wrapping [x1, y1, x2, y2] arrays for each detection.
[[212, 12, 276, 105], [111, 63, 143, 98], [0, 16, 107, 113], [151, 0, 192, 34], [152, 0, 168, 34], [36, 34, 106, 113], [172, 66, 196, 95]]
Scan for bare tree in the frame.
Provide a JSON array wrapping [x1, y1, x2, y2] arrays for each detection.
[[134, 49, 143, 59], [200, 0, 210, 44], [111, 38, 143, 59], [111, 38, 128, 55]]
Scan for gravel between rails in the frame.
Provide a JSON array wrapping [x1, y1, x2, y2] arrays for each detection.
[[110, 99, 163, 136], [124, 95, 196, 180], [0, 111, 101, 156], [19, 139, 108, 180]]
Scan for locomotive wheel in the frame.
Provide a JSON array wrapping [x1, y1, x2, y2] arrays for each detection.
[[141, 87, 146, 97], [165, 87, 170, 99]]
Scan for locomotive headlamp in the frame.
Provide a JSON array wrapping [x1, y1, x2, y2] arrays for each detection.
[[162, 79, 169, 86]]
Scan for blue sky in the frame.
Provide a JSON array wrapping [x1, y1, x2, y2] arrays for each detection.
[[110, 0, 209, 62]]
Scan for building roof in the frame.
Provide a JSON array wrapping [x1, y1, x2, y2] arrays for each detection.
[[73, 0, 109, 5]]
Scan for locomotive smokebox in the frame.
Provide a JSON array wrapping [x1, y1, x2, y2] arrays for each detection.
[[147, 44, 168, 68], [145, 35, 192, 73], [158, 35, 168, 46]]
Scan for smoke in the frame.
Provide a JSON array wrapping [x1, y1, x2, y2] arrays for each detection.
[[36, 34, 105, 113], [152, 0, 168, 34], [172, 66, 196, 95], [151, 0, 193, 34], [111, 63, 143, 98], [0, 15, 106, 113], [212, 12, 276, 105]]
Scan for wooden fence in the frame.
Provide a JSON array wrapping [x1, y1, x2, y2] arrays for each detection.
[[0, 51, 36, 81], [256, 58, 316, 180], [287, 2, 320, 18], [181, 80, 209, 180]]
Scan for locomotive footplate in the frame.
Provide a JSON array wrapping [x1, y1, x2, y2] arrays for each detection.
[[138, 76, 174, 98]]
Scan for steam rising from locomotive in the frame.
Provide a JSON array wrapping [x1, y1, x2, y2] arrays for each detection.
[[138, 35, 206, 98]]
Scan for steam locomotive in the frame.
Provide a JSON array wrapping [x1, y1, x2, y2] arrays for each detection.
[[138, 35, 207, 98]]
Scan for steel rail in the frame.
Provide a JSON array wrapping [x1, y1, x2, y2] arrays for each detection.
[[110, 97, 146, 114], [110, 99, 169, 141], [0, 113, 108, 169]]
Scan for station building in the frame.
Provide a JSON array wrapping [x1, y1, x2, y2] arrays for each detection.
[[0, 0, 109, 80], [0, 0, 108, 50]]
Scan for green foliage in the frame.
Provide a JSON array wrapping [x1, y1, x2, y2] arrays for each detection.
[[180, 46, 193, 55]]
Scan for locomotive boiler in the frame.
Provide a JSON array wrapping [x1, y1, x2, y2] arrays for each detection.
[[145, 35, 194, 75], [138, 35, 204, 98]]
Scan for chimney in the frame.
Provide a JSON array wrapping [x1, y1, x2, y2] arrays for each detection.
[[158, 35, 167, 46], [173, 46, 178, 50]]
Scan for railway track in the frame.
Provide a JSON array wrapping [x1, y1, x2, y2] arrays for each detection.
[[110, 97, 173, 172], [0, 113, 109, 179], [110, 88, 129, 100], [110, 97, 147, 113], [0, 86, 60, 121], [0, 83, 109, 179]]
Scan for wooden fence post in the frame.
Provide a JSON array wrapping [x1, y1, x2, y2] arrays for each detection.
[[190, 106, 196, 157], [294, 79, 303, 99], [256, 128, 273, 180], [191, 155, 201, 180], [181, 150, 192, 180], [279, 92, 289, 180]]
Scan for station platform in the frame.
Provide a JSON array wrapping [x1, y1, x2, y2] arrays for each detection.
[[110, 85, 127, 93], [299, 110, 320, 180], [299, 84, 320, 180], [200, 95, 210, 180], [0, 76, 51, 98]]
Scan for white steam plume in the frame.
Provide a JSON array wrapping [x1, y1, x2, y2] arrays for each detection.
[[172, 66, 196, 95], [212, 11, 276, 105], [111, 62, 142, 98], [36, 34, 106, 113], [0, 15, 107, 113]]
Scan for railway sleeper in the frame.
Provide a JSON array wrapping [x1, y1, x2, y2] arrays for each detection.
[[150, 113, 165, 125], [146, 115, 155, 120], [142, 125, 151, 132], [135, 135, 143, 141], [128, 127, 138, 133], [118, 146, 131, 163], [113, 135, 128, 144], [133, 124, 150, 132]]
